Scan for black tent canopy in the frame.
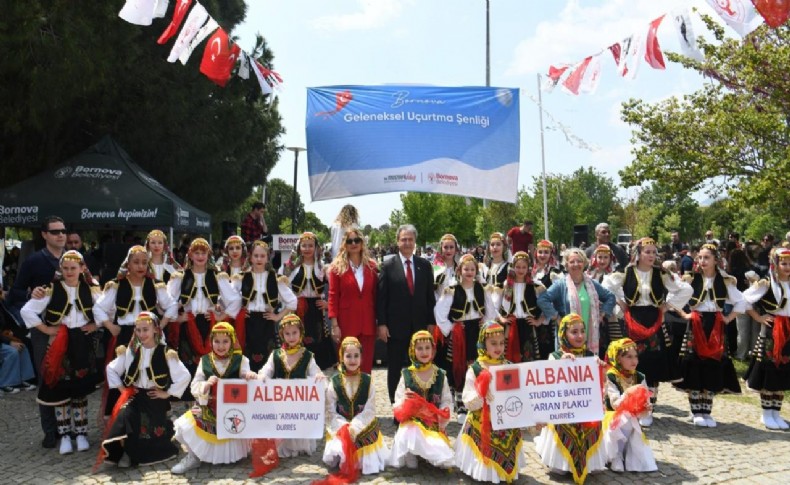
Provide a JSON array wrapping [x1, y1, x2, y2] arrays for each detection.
[[0, 136, 211, 232]]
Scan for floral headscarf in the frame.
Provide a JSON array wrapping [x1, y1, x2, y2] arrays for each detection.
[[408, 330, 435, 371], [606, 337, 637, 378], [338, 336, 363, 376], [278, 314, 304, 354], [210, 321, 241, 358], [477, 320, 506, 364], [558, 313, 587, 356]]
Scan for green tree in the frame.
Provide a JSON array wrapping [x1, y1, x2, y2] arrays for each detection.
[[265, 179, 305, 235], [300, 211, 329, 243], [1, 2, 283, 216], [620, 20, 790, 214], [400, 193, 484, 247]]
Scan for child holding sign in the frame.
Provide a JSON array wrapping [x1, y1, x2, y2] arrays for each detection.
[[257, 314, 325, 457], [321, 337, 390, 481], [171, 322, 258, 474], [390, 330, 454, 470], [533, 313, 607, 484], [97, 312, 190, 469], [602, 338, 657, 473], [455, 321, 526, 483]]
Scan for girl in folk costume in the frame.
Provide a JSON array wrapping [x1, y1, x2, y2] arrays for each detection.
[[743, 247, 790, 430], [168, 238, 241, 375], [673, 244, 746, 427], [602, 237, 692, 426], [587, 245, 622, 355], [257, 314, 326, 457], [498, 251, 546, 363], [94, 245, 178, 415], [280, 232, 335, 369], [455, 321, 526, 484], [434, 254, 498, 421], [234, 240, 297, 372], [97, 312, 190, 469], [321, 337, 390, 482], [219, 235, 247, 278], [433, 233, 460, 300], [484, 232, 510, 289], [602, 338, 657, 473], [532, 240, 564, 358], [21, 250, 102, 455], [532, 239, 563, 289], [537, 249, 617, 359], [534, 314, 608, 484], [171, 322, 258, 474], [390, 330, 454, 470], [327, 228, 378, 374], [145, 229, 182, 283]]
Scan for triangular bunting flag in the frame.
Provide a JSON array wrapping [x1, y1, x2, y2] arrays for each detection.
[[752, 0, 790, 27], [542, 65, 569, 92], [158, 0, 193, 45], [153, 0, 169, 18], [705, 0, 764, 36], [644, 15, 667, 69], [179, 17, 218, 65], [166, 2, 209, 63], [238, 51, 250, 80], [562, 57, 592, 95], [118, 0, 157, 26], [200, 28, 241, 87], [673, 9, 704, 61]]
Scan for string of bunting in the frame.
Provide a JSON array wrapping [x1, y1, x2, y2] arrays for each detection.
[[543, 0, 790, 96], [118, 0, 282, 99]]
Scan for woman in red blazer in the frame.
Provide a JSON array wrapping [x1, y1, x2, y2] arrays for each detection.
[[328, 228, 378, 374]]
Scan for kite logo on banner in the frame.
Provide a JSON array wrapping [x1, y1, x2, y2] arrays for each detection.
[[705, 0, 764, 36], [305, 85, 520, 203]]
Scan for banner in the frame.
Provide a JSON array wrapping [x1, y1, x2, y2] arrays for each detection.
[[306, 85, 520, 202], [216, 378, 325, 439], [272, 234, 300, 251], [490, 357, 604, 430]]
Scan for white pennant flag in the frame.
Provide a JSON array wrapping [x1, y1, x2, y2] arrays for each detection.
[[252, 61, 273, 95], [178, 17, 218, 65], [118, 0, 157, 26], [237, 51, 250, 80], [578, 55, 602, 94], [153, 0, 169, 18], [704, 0, 763, 37], [166, 2, 209, 63], [620, 33, 644, 80], [673, 9, 704, 61]]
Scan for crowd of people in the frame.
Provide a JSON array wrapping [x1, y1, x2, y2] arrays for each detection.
[[0, 208, 789, 484]]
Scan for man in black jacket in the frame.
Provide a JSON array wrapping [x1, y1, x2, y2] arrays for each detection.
[[376, 224, 436, 405]]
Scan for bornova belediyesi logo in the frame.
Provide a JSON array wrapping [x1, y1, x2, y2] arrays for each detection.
[[314, 90, 353, 118], [54, 165, 123, 180]]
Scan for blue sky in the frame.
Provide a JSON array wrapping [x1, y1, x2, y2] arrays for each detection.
[[233, 0, 735, 229]]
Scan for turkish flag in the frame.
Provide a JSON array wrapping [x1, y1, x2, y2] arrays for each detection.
[[158, 0, 193, 45], [752, 0, 790, 27], [223, 382, 248, 404], [199, 28, 241, 87], [644, 15, 666, 70], [495, 368, 520, 392]]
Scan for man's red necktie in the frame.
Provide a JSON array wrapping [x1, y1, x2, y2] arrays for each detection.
[[405, 259, 414, 295]]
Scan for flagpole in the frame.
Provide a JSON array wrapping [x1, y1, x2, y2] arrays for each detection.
[[482, 0, 490, 209], [537, 73, 549, 241]]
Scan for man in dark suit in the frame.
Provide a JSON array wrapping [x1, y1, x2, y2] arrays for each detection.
[[376, 224, 436, 405]]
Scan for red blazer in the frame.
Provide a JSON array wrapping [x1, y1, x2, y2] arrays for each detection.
[[328, 261, 378, 337]]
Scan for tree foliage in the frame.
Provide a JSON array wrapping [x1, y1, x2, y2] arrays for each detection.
[[400, 193, 483, 247], [620, 20, 790, 214], [264, 179, 305, 235], [0, 1, 284, 215]]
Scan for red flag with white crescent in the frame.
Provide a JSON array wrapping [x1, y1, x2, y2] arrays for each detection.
[[158, 0, 194, 45], [752, 0, 790, 27], [644, 15, 667, 69], [199, 28, 241, 87]]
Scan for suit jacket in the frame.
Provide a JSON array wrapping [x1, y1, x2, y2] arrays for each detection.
[[327, 262, 378, 337], [376, 253, 436, 340]]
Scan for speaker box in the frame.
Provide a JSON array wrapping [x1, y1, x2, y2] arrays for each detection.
[[573, 224, 589, 248]]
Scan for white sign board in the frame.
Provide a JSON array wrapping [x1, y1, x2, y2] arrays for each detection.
[[216, 378, 325, 439], [490, 357, 604, 430], [272, 234, 300, 252]]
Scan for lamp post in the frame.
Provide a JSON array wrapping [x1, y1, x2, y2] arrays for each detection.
[[286, 147, 306, 234]]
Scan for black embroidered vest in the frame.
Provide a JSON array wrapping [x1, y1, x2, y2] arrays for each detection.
[[688, 272, 727, 310], [448, 283, 486, 321], [179, 269, 219, 306], [122, 345, 172, 389], [290, 265, 326, 294], [487, 261, 509, 288], [755, 280, 788, 314], [331, 373, 371, 420], [44, 281, 95, 325], [622, 266, 667, 306], [115, 277, 159, 318], [241, 271, 280, 309], [500, 282, 542, 317], [272, 348, 314, 379]]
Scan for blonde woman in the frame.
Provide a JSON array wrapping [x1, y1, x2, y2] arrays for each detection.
[[330, 204, 360, 260]]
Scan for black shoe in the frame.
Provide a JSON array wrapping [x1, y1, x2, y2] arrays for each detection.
[[42, 434, 57, 449]]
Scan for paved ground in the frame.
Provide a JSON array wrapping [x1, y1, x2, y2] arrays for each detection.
[[1, 369, 789, 484]]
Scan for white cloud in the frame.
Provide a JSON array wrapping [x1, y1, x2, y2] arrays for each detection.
[[506, 0, 689, 77], [311, 0, 405, 31]]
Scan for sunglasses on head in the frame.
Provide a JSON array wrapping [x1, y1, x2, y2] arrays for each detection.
[[346, 237, 363, 245], [47, 229, 67, 235]]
